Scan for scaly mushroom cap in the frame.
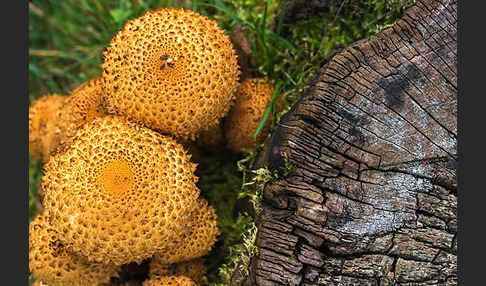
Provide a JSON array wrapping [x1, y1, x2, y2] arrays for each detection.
[[174, 259, 206, 283], [29, 94, 66, 162], [41, 115, 200, 265], [29, 212, 120, 286], [224, 78, 276, 153], [102, 8, 240, 140], [149, 258, 206, 283], [30, 280, 48, 286], [153, 198, 219, 264], [143, 276, 196, 286], [57, 77, 106, 145]]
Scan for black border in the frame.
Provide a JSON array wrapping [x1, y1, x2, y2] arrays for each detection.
[[457, 0, 469, 285], [19, 0, 466, 285], [456, 0, 462, 283], [5, 0, 29, 284], [458, 0, 479, 285]]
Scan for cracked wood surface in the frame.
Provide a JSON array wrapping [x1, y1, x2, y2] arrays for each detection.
[[243, 0, 457, 285]]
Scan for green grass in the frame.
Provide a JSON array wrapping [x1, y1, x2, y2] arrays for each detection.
[[29, 0, 415, 284]]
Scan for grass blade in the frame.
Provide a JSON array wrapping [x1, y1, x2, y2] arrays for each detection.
[[252, 81, 282, 138], [276, 0, 287, 35], [256, 3, 270, 75], [266, 30, 296, 51], [28, 63, 43, 79], [59, 51, 101, 67], [199, 0, 255, 29]]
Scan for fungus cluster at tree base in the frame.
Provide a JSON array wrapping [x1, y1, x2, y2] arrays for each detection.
[[29, 7, 248, 286]]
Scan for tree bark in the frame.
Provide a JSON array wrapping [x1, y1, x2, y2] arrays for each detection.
[[243, 0, 457, 285]]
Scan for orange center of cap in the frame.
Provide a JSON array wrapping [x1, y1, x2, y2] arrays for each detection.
[[99, 160, 134, 195]]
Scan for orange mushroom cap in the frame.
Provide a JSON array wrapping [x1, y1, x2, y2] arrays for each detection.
[[143, 275, 196, 286], [29, 212, 120, 286], [149, 258, 206, 283], [41, 115, 200, 265], [57, 77, 106, 145], [152, 198, 219, 264], [29, 94, 66, 162], [224, 77, 276, 153], [102, 8, 240, 140], [29, 78, 106, 162]]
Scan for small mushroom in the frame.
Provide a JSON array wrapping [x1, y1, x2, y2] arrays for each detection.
[[29, 77, 107, 163], [149, 258, 206, 283], [57, 77, 107, 142], [224, 77, 278, 153], [143, 275, 196, 286], [151, 198, 219, 265], [29, 212, 120, 286], [29, 94, 66, 162]]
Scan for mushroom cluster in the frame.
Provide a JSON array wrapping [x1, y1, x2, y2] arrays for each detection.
[[29, 7, 280, 286]]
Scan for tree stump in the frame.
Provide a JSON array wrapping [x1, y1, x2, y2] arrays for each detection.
[[243, 0, 457, 285]]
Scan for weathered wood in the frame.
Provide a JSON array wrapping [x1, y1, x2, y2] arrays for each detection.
[[244, 0, 457, 285]]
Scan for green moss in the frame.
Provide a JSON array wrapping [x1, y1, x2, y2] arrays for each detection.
[[209, 215, 258, 286], [204, 142, 297, 284], [201, 143, 267, 285], [191, 144, 243, 284]]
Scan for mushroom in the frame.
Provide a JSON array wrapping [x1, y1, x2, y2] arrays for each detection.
[[41, 115, 200, 265], [29, 212, 120, 286], [30, 280, 47, 286], [172, 259, 206, 283], [29, 94, 66, 162], [151, 198, 219, 265], [29, 78, 107, 162], [224, 77, 278, 153], [57, 77, 106, 146], [149, 258, 206, 283], [143, 275, 196, 286], [101, 8, 240, 140], [30, 279, 49, 286]]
